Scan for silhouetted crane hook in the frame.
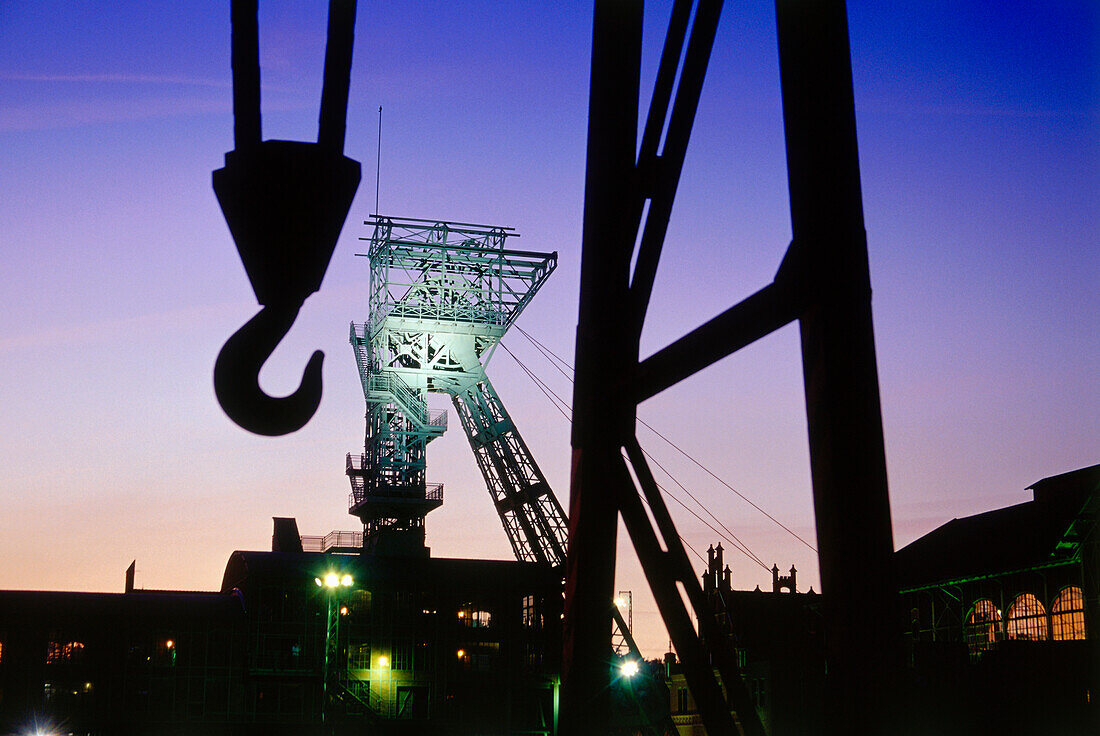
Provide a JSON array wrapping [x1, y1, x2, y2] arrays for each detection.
[[215, 304, 324, 436], [212, 0, 360, 435]]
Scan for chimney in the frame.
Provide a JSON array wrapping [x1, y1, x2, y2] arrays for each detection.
[[714, 543, 724, 588], [125, 560, 136, 594], [272, 517, 304, 553], [772, 564, 780, 593], [722, 564, 732, 592]]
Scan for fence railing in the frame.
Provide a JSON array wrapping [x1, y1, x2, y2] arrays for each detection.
[[300, 530, 364, 552]]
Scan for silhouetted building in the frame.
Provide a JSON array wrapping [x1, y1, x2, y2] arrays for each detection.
[[0, 519, 561, 735], [665, 463, 1098, 735], [665, 545, 824, 736], [896, 463, 1098, 734], [0, 583, 245, 735]]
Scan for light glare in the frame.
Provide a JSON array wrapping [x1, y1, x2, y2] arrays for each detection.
[[324, 573, 340, 588], [620, 659, 640, 677]]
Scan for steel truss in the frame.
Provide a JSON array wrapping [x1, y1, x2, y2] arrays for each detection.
[[562, 1, 898, 735], [348, 216, 568, 564], [350, 217, 649, 707], [453, 378, 569, 565]]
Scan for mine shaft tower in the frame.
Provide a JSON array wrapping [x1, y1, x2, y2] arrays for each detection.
[[346, 215, 568, 564]]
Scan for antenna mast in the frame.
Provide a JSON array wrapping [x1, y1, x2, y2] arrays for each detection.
[[374, 105, 382, 214]]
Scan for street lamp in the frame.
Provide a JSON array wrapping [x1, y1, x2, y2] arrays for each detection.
[[319, 572, 353, 725]]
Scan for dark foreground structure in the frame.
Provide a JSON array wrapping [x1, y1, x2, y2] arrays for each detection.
[[895, 463, 1099, 735], [1, 465, 1095, 735], [658, 464, 1097, 736], [0, 519, 561, 735]]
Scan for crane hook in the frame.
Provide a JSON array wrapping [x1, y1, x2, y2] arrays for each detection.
[[212, 0, 359, 435], [214, 303, 324, 437]]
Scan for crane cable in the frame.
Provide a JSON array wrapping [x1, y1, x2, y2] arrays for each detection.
[[499, 340, 771, 573], [513, 324, 818, 554]]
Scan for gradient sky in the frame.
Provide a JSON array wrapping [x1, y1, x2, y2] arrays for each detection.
[[1, 1, 1097, 656]]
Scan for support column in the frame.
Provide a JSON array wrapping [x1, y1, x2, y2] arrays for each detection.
[[776, 1, 898, 733], [560, 1, 642, 733]]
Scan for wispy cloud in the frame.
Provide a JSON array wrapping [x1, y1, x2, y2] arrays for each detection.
[[0, 300, 244, 354], [0, 72, 231, 88], [0, 95, 229, 132]]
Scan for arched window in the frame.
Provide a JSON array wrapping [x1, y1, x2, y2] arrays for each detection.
[[1005, 593, 1048, 641], [1051, 586, 1086, 641], [965, 599, 1001, 651]]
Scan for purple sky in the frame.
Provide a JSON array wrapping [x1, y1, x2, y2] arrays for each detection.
[[1, 1, 1097, 656]]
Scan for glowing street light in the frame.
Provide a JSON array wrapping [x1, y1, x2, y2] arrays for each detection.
[[614, 596, 626, 608], [377, 655, 389, 668], [620, 659, 640, 678], [317, 571, 353, 724]]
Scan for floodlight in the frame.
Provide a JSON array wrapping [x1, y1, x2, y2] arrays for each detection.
[[614, 597, 626, 607], [341, 574, 353, 587], [620, 659, 640, 678], [378, 655, 388, 667], [315, 577, 323, 587], [324, 573, 340, 588]]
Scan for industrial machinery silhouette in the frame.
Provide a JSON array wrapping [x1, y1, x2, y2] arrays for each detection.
[[563, 1, 896, 734], [213, 0, 361, 436]]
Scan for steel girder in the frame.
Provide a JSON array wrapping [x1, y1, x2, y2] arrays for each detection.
[[562, 1, 898, 735], [452, 378, 570, 566]]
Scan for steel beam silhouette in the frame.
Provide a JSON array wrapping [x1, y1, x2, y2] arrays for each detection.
[[561, 1, 898, 734]]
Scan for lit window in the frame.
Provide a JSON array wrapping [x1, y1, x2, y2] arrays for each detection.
[[46, 640, 85, 663], [0, 640, 4, 663], [1051, 586, 1086, 641], [1006, 593, 1048, 641], [522, 595, 542, 629], [965, 600, 1001, 651], [458, 604, 492, 629]]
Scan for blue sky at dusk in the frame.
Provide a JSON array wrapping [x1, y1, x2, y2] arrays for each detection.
[[1, 2, 1096, 656]]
